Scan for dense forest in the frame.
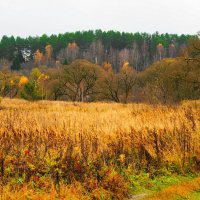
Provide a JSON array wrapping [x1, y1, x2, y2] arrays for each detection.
[[0, 31, 199, 104], [0, 30, 192, 71]]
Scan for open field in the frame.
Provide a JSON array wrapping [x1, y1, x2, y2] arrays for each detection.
[[0, 99, 200, 199]]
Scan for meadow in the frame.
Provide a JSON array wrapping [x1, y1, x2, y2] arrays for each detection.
[[0, 99, 200, 199]]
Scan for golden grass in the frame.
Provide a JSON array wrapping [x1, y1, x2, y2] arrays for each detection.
[[1, 99, 199, 160], [0, 98, 199, 199]]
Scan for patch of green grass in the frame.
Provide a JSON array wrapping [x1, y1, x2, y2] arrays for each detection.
[[150, 175, 196, 192], [128, 171, 198, 196]]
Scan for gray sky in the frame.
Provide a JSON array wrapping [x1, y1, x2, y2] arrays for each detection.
[[0, 0, 199, 38]]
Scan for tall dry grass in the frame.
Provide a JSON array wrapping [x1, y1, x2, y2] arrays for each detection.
[[0, 99, 199, 199]]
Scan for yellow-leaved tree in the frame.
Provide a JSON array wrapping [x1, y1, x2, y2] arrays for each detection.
[[38, 73, 49, 100], [31, 68, 42, 80]]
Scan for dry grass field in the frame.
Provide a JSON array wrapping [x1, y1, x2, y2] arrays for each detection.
[[0, 99, 200, 199]]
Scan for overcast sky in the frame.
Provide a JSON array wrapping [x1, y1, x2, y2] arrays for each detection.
[[0, 0, 199, 38]]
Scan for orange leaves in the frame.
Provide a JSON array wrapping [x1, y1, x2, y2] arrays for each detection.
[[19, 76, 28, 87], [34, 45, 53, 65], [34, 49, 44, 65], [121, 61, 135, 73], [102, 61, 112, 73], [68, 42, 78, 49], [122, 61, 129, 70], [33, 45, 53, 66], [24, 149, 29, 156], [45, 44, 53, 60]]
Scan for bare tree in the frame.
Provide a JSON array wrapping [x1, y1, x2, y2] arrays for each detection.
[[169, 44, 176, 58], [129, 42, 140, 71], [118, 48, 130, 68], [57, 42, 79, 64], [66, 42, 79, 63], [89, 40, 104, 64], [141, 40, 149, 69], [100, 72, 121, 102], [109, 47, 119, 71]]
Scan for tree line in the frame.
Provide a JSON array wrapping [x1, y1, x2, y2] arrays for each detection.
[[0, 30, 192, 71], [0, 35, 199, 104], [0, 32, 199, 104]]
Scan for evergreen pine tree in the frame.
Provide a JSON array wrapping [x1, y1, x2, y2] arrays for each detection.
[[11, 56, 21, 71]]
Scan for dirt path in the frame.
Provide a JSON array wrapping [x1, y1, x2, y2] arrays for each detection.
[[130, 193, 147, 200]]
